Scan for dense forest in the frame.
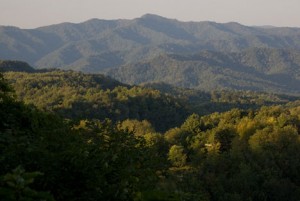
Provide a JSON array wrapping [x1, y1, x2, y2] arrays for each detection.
[[1, 61, 300, 200], [3, 66, 297, 131], [106, 48, 300, 94], [4, 70, 187, 132]]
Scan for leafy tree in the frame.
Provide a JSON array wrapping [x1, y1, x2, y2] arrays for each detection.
[[118, 119, 155, 136], [164, 127, 187, 145], [213, 126, 236, 153], [168, 145, 187, 167]]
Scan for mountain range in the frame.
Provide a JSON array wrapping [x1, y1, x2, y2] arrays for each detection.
[[1, 14, 300, 93]]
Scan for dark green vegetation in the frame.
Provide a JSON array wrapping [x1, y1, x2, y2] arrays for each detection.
[[4, 69, 187, 132], [3, 61, 297, 131], [107, 48, 300, 94], [0, 74, 159, 200], [0, 60, 35, 73], [2, 62, 300, 200], [143, 82, 298, 115]]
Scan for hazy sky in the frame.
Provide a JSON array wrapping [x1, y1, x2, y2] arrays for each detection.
[[0, 0, 299, 28]]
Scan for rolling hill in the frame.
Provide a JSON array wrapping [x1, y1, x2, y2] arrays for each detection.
[[2, 60, 298, 130], [2, 61, 188, 132], [106, 48, 300, 94]]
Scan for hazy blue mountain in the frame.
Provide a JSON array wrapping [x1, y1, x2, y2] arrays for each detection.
[[1, 14, 300, 72], [106, 48, 300, 94]]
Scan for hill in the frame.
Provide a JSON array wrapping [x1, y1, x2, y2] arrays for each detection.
[[2, 69, 300, 200], [3, 70, 188, 132], [106, 48, 300, 94], [2, 61, 298, 130], [0, 60, 36, 72], [1, 14, 300, 72]]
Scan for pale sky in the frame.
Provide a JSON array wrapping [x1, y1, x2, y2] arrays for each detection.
[[0, 0, 299, 28]]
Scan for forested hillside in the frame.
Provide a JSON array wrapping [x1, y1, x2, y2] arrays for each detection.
[[2, 69, 300, 200], [143, 82, 298, 115], [4, 70, 187, 132], [0, 60, 35, 72], [3, 60, 298, 132], [107, 48, 300, 94], [0, 72, 163, 201]]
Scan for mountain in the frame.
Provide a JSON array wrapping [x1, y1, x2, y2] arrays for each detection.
[[1, 14, 300, 73], [106, 48, 300, 94]]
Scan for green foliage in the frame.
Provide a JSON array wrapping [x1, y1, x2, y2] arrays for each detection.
[[213, 126, 236, 153], [0, 73, 14, 102], [72, 119, 160, 200], [144, 82, 298, 116], [4, 70, 188, 132], [160, 104, 300, 200], [108, 48, 300, 94], [168, 145, 187, 167], [2, 69, 300, 200], [164, 127, 187, 145], [118, 119, 155, 136], [0, 77, 161, 201], [0, 166, 54, 201]]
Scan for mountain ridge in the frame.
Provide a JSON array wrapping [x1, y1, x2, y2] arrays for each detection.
[[106, 47, 300, 94], [1, 14, 300, 72]]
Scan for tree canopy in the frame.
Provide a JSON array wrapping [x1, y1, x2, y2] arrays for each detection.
[[1, 69, 300, 200]]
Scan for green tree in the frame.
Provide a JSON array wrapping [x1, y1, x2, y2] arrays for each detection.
[[118, 119, 155, 136], [168, 145, 187, 167]]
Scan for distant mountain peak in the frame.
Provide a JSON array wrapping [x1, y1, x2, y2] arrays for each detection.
[[223, 21, 243, 26], [139, 13, 178, 23], [140, 13, 167, 19]]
